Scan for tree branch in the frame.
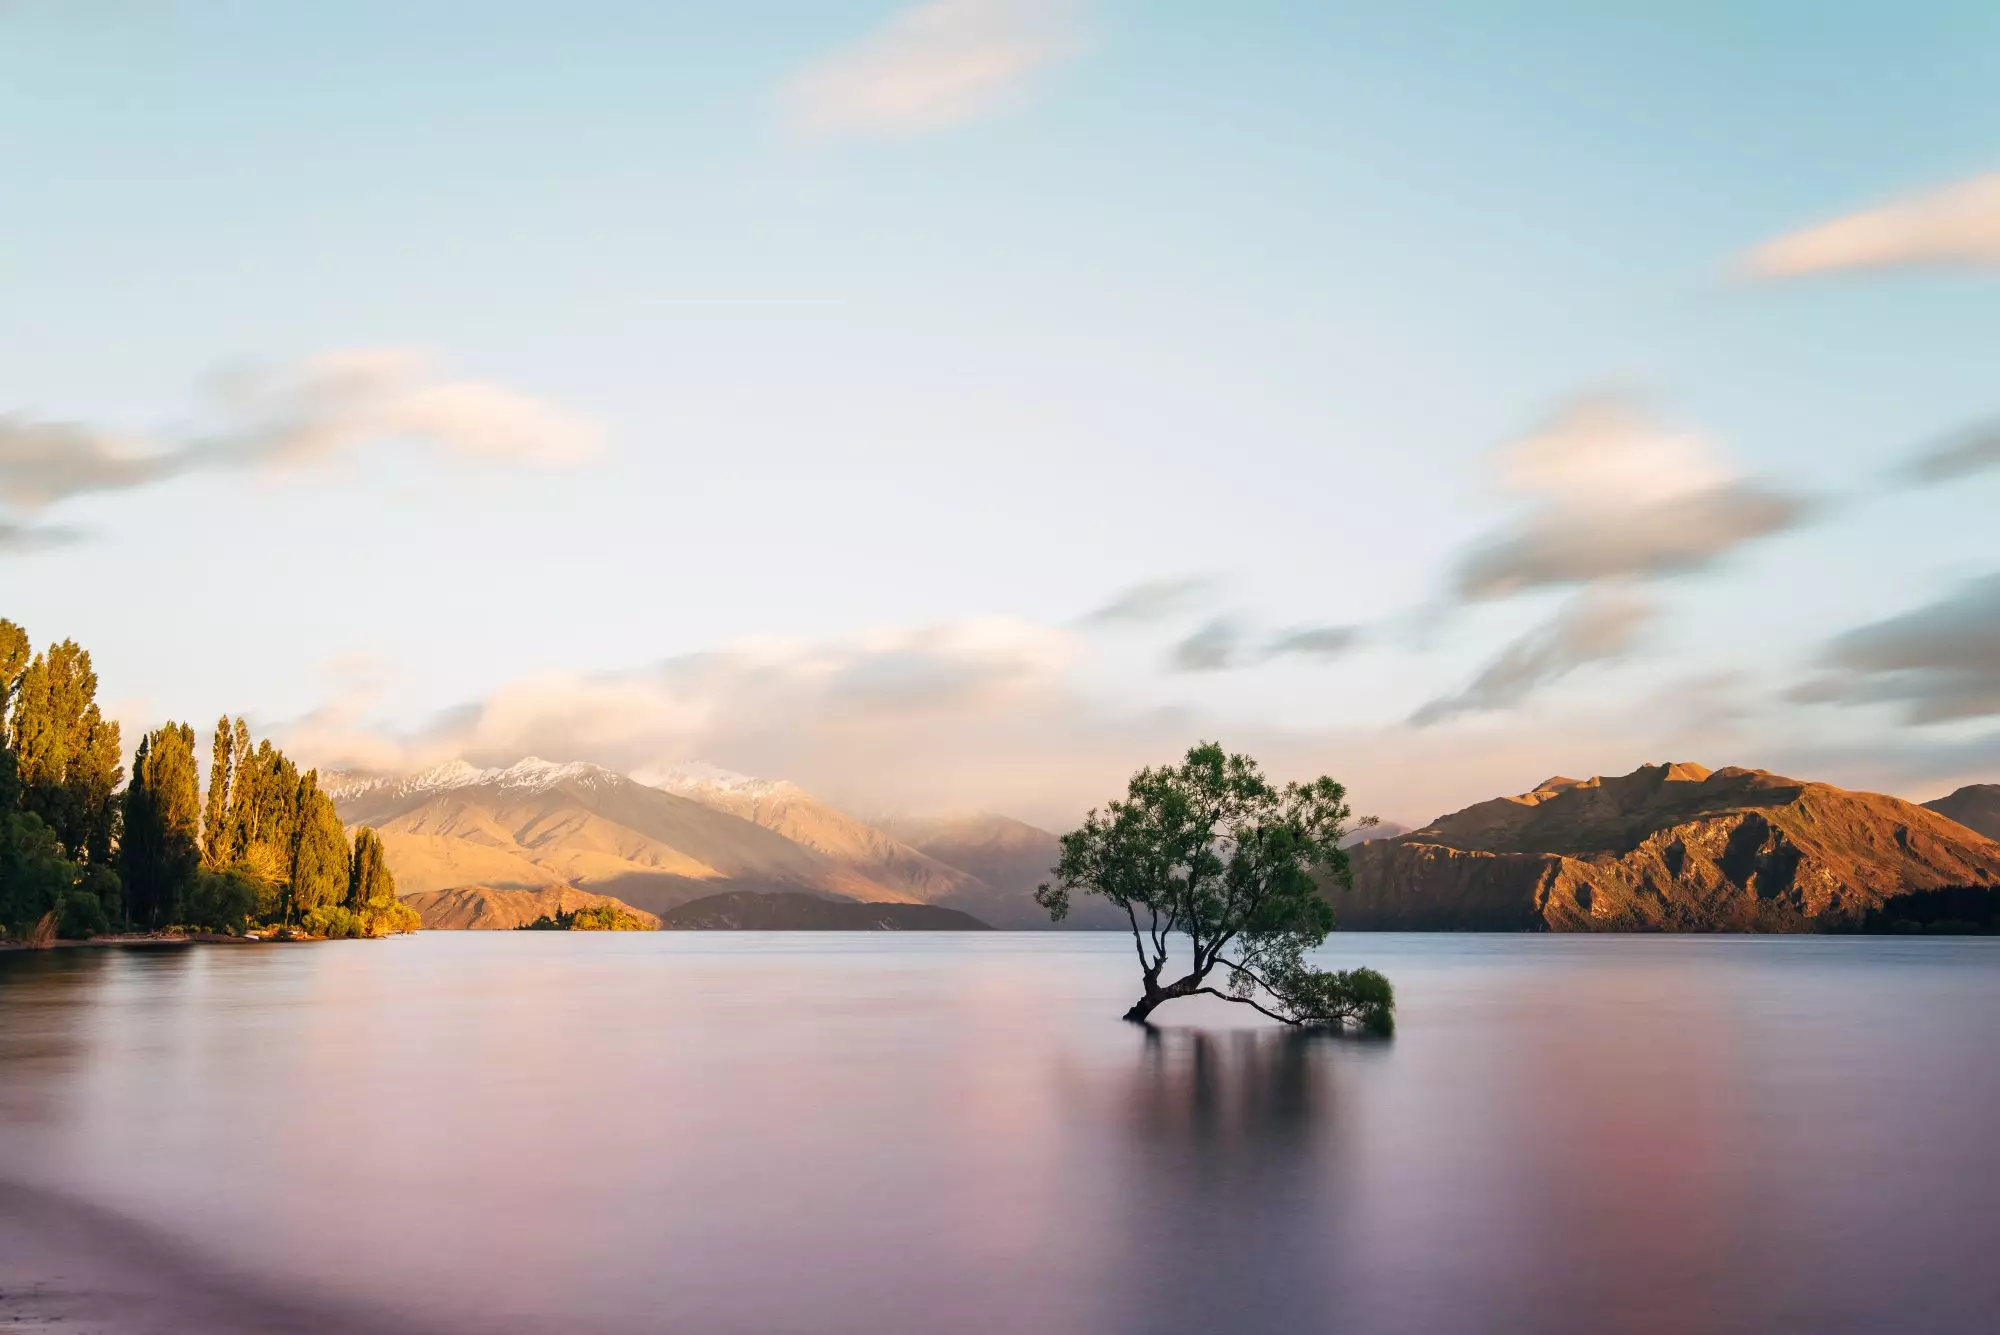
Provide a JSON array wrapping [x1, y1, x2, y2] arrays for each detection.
[[1190, 986, 1299, 1026], [1123, 901, 1151, 980]]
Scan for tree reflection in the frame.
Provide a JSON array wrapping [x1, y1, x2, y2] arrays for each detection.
[[1121, 1025, 1338, 1151]]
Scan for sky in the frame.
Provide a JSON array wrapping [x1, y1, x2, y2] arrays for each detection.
[[4, 0, 1999, 828]]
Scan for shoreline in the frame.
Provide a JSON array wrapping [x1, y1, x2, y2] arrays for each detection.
[[0, 1176, 485, 1335]]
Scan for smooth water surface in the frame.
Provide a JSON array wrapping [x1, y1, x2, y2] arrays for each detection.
[[2, 933, 1997, 1334]]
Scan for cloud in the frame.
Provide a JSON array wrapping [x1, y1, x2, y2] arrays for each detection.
[[0, 517, 81, 554], [196, 350, 599, 471], [285, 610, 1799, 832], [0, 419, 174, 511], [0, 349, 599, 516], [786, 0, 1083, 138], [1078, 574, 1221, 627], [1904, 419, 2000, 485], [1168, 618, 1240, 673], [1262, 625, 1359, 661], [1457, 395, 1808, 600], [1744, 172, 2000, 278], [1412, 586, 1655, 727], [1790, 573, 2000, 724], [289, 618, 1078, 777]]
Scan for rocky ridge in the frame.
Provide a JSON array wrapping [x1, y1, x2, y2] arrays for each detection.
[[1343, 762, 2000, 931]]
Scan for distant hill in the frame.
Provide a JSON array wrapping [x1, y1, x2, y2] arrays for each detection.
[[332, 757, 1104, 929], [1924, 785, 2000, 841], [1343, 762, 2000, 932], [659, 891, 989, 931], [649, 764, 977, 905], [403, 884, 660, 931], [332, 759, 882, 920], [879, 812, 1126, 929], [1343, 820, 1410, 847]]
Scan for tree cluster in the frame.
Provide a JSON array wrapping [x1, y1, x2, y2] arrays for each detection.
[[0, 619, 417, 942], [517, 902, 653, 932]]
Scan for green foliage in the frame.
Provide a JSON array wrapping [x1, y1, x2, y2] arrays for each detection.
[[0, 619, 28, 701], [226, 739, 301, 882], [347, 827, 396, 909], [202, 715, 237, 869], [518, 902, 652, 931], [286, 773, 349, 926], [303, 897, 421, 939], [6, 637, 122, 864], [0, 810, 78, 940], [58, 880, 112, 939], [0, 623, 415, 945], [182, 868, 263, 933], [122, 723, 204, 929], [1038, 742, 1393, 1033]]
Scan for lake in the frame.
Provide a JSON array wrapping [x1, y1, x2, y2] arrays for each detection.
[[2, 932, 1997, 1334]]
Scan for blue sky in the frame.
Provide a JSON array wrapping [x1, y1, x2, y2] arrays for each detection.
[[4, 1, 1998, 824]]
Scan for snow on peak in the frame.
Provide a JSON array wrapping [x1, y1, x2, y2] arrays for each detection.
[[327, 756, 619, 802], [490, 757, 613, 789], [646, 761, 796, 799]]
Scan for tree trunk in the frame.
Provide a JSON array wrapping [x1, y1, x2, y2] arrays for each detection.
[[1123, 972, 1202, 1024]]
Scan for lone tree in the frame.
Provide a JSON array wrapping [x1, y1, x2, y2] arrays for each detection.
[[1037, 742, 1394, 1035]]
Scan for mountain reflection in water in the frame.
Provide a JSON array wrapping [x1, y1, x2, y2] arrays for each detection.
[[1, 933, 1997, 1335]]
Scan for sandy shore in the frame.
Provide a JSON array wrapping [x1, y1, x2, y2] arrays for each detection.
[[0, 1179, 484, 1335]]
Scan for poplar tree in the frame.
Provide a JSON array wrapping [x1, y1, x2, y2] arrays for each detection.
[[286, 773, 349, 926], [202, 715, 236, 868], [7, 639, 122, 861], [347, 827, 396, 910], [0, 619, 28, 712], [228, 739, 300, 886], [121, 723, 202, 929]]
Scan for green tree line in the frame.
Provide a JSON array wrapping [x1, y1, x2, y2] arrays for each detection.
[[517, 902, 653, 932], [1, 619, 417, 942]]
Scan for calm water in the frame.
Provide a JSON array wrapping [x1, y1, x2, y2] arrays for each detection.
[[2, 932, 1997, 1334]]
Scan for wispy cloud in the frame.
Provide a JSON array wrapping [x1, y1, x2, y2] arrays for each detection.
[[0, 517, 80, 554], [1790, 573, 2000, 724], [1744, 172, 2000, 278], [1457, 395, 1808, 600], [1078, 574, 1222, 627], [1412, 586, 1655, 727], [785, 0, 1084, 138], [1168, 618, 1241, 673], [0, 349, 599, 531], [1262, 625, 1359, 662], [1904, 419, 2000, 486]]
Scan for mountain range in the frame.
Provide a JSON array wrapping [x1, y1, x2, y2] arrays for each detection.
[[329, 758, 1096, 930], [1343, 762, 2000, 931]]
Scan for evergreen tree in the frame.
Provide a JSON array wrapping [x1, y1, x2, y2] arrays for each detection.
[[121, 723, 202, 929], [202, 714, 236, 868], [287, 772, 349, 927]]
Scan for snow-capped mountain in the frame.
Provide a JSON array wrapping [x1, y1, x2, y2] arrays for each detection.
[[327, 754, 1079, 929], [323, 756, 619, 803], [641, 760, 799, 800]]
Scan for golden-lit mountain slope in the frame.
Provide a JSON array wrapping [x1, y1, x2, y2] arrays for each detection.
[[649, 765, 970, 905], [402, 884, 660, 931], [333, 759, 886, 919], [1344, 762, 2000, 931]]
